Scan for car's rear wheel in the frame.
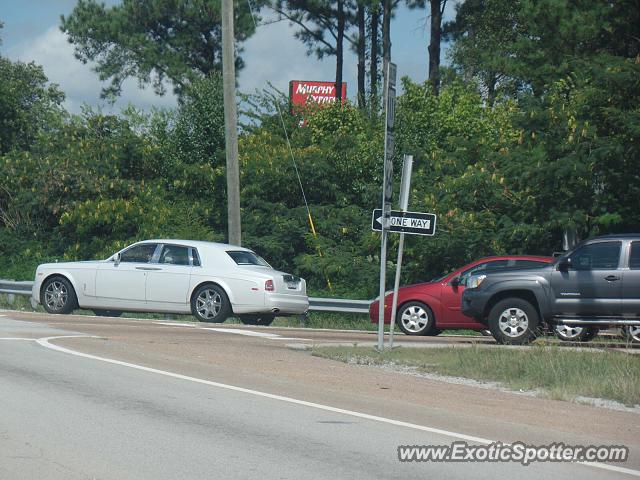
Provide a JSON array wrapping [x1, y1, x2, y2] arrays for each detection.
[[239, 315, 275, 326], [624, 325, 640, 344], [396, 301, 435, 336], [554, 325, 598, 342], [93, 310, 123, 318], [488, 298, 539, 345], [191, 284, 230, 323], [42, 276, 77, 315]]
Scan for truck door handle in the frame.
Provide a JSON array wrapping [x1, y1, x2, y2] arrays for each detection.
[[604, 275, 620, 281], [135, 266, 162, 271]]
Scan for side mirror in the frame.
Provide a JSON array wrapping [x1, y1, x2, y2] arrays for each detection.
[[558, 258, 571, 272], [450, 277, 461, 287], [114, 253, 121, 267]]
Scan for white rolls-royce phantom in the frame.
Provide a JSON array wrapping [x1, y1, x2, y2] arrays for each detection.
[[33, 239, 309, 325]]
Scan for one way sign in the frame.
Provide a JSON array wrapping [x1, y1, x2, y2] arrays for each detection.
[[372, 209, 437, 236]]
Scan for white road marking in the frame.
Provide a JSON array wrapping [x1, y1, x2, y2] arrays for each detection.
[[200, 327, 281, 338], [155, 321, 311, 340], [34, 335, 640, 478], [0, 337, 36, 341], [199, 327, 309, 341]]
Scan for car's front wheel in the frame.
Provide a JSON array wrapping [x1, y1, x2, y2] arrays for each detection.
[[488, 298, 539, 345], [42, 276, 77, 315], [239, 315, 275, 326], [554, 325, 598, 342], [191, 284, 231, 323], [396, 301, 435, 336]]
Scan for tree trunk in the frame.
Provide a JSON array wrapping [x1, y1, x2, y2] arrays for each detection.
[[428, 0, 443, 95], [336, 0, 345, 101], [487, 73, 497, 107], [369, 5, 379, 112], [357, 2, 366, 109]]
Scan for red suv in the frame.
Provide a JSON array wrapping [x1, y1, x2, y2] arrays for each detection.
[[369, 256, 553, 335]]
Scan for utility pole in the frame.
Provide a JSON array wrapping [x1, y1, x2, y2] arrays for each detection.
[[222, 0, 241, 245]]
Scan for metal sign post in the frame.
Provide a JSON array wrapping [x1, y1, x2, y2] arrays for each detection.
[[377, 61, 397, 351], [388, 155, 413, 348]]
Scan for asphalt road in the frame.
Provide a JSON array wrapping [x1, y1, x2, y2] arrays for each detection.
[[1, 311, 638, 479]]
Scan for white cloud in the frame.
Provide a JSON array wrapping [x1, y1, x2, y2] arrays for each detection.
[[7, 26, 177, 114], [239, 17, 356, 99]]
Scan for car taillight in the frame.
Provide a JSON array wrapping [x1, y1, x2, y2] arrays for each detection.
[[265, 279, 275, 292]]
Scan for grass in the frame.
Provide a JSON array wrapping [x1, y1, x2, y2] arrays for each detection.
[[273, 313, 378, 330], [311, 344, 640, 407]]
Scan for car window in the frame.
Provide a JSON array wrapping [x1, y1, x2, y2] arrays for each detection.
[[458, 260, 509, 286], [484, 260, 510, 271], [630, 242, 640, 270], [569, 241, 621, 270], [513, 260, 548, 269], [191, 248, 201, 267], [159, 245, 190, 266], [226, 250, 270, 267], [120, 244, 157, 263]]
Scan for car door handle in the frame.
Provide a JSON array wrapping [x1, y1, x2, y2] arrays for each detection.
[[135, 266, 162, 271], [604, 275, 620, 281]]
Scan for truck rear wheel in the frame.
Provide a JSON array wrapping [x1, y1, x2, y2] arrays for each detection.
[[554, 325, 598, 342], [488, 298, 539, 345]]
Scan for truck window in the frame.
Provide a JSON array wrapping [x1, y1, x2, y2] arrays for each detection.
[[569, 241, 621, 270]]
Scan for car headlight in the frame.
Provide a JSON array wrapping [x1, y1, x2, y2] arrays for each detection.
[[467, 274, 487, 289]]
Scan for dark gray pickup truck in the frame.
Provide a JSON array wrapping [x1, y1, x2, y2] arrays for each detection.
[[462, 235, 640, 344]]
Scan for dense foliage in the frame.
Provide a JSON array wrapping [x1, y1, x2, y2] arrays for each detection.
[[1, 1, 638, 300]]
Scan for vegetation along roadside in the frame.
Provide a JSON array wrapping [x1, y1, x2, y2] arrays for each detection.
[[312, 345, 640, 407]]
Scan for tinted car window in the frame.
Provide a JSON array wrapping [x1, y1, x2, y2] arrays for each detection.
[[227, 250, 270, 267], [459, 260, 509, 286], [120, 244, 157, 263], [513, 260, 548, 269], [569, 241, 621, 270], [159, 245, 190, 265], [630, 242, 640, 270], [191, 248, 201, 267], [484, 260, 510, 271]]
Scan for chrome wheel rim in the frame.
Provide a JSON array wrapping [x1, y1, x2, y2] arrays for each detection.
[[498, 307, 529, 338], [44, 281, 68, 311], [554, 325, 584, 340], [400, 305, 429, 333], [629, 325, 640, 343], [196, 289, 222, 320]]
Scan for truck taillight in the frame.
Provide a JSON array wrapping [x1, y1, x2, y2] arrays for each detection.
[[265, 279, 275, 292]]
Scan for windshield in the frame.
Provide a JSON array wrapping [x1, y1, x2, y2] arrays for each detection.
[[226, 250, 271, 267]]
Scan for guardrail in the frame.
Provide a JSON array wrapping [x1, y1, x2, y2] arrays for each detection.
[[0, 280, 33, 296], [0, 280, 372, 314], [308, 297, 371, 314]]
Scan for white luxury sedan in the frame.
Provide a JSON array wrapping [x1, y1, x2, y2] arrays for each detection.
[[32, 239, 309, 325]]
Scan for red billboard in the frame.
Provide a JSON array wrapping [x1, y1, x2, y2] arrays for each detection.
[[289, 80, 347, 108]]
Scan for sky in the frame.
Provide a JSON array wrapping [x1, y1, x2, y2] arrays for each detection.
[[1, 0, 458, 114]]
